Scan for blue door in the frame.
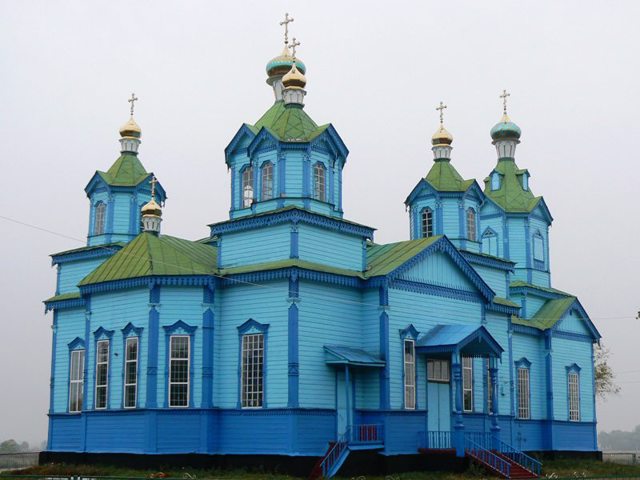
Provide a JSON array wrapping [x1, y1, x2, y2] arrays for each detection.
[[427, 381, 451, 433], [336, 371, 348, 436]]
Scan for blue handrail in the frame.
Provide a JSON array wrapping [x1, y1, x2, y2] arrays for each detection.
[[320, 428, 350, 478], [464, 437, 511, 478], [350, 424, 383, 444], [495, 438, 542, 476], [426, 430, 452, 449]]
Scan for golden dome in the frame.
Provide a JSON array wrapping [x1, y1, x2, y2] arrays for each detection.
[[282, 62, 307, 89], [432, 125, 453, 146], [120, 117, 142, 138], [141, 198, 162, 217]]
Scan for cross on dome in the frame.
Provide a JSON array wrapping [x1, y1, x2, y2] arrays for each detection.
[[436, 101, 447, 126], [290, 37, 300, 60], [280, 13, 294, 46], [500, 89, 511, 115], [149, 175, 158, 199], [128, 93, 139, 117]]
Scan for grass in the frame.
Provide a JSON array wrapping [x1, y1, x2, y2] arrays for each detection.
[[6, 459, 640, 479]]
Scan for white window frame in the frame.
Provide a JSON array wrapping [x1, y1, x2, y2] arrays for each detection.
[[462, 356, 473, 412], [517, 367, 531, 419], [69, 349, 85, 413], [568, 371, 580, 421], [94, 340, 109, 410], [242, 167, 253, 208], [169, 335, 190, 408], [313, 163, 326, 202], [421, 208, 433, 238], [241, 333, 264, 408], [123, 337, 138, 409], [427, 359, 450, 382], [94, 202, 106, 235], [466, 208, 476, 242], [261, 163, 274, 201], [403, 339, 416, 410]]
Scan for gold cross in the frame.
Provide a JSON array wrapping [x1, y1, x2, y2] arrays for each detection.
[[436, 101, 447, 125], [290, 37, 300, 60], [149, 176, 158, 199], [279, 13, 294, 45], [128, 93, 139, 117], [500, 89, 510, 114]]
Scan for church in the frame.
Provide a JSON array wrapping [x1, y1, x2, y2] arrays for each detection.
[[43, 15, 601, 479]]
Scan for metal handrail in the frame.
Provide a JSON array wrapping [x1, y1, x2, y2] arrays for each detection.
[[320, 427, 350, 478], [464, 437, 511, 479], [496, 438, 542, 476], [350, 424, 383, 444]]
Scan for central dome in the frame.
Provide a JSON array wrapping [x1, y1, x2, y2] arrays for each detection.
[[266, 46, 306, 78], [490, 113, 521, 141]]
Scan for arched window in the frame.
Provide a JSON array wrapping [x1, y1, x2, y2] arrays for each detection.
[[261, 163, 273, 201], [242, 167, 253, 208], [467, 208, 476, 241], [421, 208, 433, 238], [94, 202, 106, 235], [313, 163, 326, 202], [482, 229, 498, 257]]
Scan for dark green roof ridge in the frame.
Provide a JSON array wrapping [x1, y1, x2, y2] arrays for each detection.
[[98, 153, 150, 186], [484, 158, 541, 213], [253, 101, 328, 142], [425, 159, 475, 192], [510, 280, 573, 297]]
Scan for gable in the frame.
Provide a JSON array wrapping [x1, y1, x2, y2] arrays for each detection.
[[556, 308, 592, 336], [224, 124, 257, 165], [397, 250, 475, 292]]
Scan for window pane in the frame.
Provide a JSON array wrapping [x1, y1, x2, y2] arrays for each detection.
[[262, 163, 273, 200], [242, 334, 264, 408]]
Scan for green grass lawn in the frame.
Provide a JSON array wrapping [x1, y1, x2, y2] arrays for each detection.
[[6, 459, 640, 479]]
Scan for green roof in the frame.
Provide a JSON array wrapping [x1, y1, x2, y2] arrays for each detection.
[[484, 158, 541, 213], [512, 296, 577, 330], [44, 291, 82, 303], [492, 296, 520, 308], [366, 237, 441, 277], [51, 242, 126, 258], [79, 233, 218, 286], [252, 101, 328, 142], [97, 153, 150, 186], [510, 280, 573, 297], [221, 258, 364, 278], [425, 159, 475, 192]]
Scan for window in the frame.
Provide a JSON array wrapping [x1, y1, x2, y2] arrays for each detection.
[[242, 167, 253, 208], [467, 208, 476, 241], [169, 336, 190, 407], [522, 173, 529, 191], [404, 340, 416, 409], [69, 349, 85, 413], [491, 172, 501, 191], [421, 208, 433, 238], [241, 333, 264, 408], [313, 163, 326, 202], [95, 340, 109, 409], [568, 371, 580, 421], [533, 233, 545, 263], [427, 359, 450, 382], [261, 163, 274, 200], [482, 230, 498, 257], [517, 367, 530, 419], [94, 202, 106, 235], [124, 337, 138, 408], [462, 356, 473, 412], [487, 362, 493, 414]]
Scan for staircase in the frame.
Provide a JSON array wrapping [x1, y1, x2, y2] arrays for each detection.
[[464, 434, 541, 479]]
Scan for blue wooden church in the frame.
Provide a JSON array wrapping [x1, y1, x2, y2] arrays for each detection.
[[43, 19, 601, 479]]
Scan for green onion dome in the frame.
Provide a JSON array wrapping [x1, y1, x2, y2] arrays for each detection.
[[490, 113, 521, 141], [266, 46, 307, 78]]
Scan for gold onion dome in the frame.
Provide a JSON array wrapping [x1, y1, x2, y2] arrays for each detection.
[[141, 198, 162, 217], [266, 46, 306, 77], [432, 125, 453, 146], [282, 62, 307, 89], [120, 117, 142, 138]]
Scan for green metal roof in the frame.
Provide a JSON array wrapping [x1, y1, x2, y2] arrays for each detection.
[[512, 296, 577, 331], [50, 242, 126, 258], [484, 158, 541, 213], [45, 291, 82, 303], [425, 159, 475, 192], [365, 237, 441, 277], [97, 153, 150, 186], [79, 233, 218, 286], [221, 258, 364, 278], [252, 101, 328, 142], [492, 296, 520, 308], [510, 280, 573, 297]]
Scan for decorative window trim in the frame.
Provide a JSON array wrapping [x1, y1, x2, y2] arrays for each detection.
[[403, 339, 416, 410], [462, 356, 474, 412], [516, 357, 531, 420], [261, 161, 274, 201], [491, 172, 501, 191], [68, 347, 85, 414], [163, 320, 197, 408], [313, 162, 326, 202], [466, 208, 477, 242], [421, 207, 434, 238], [238, 319, 269, 409], [94, 201, 106, 236], [123, 337, 139, 409], [566, 364, 581, 422], [94, 339, 109, 410], [241, 165, 254, 208], [481, 227, 499, 257], [533, 230, 545, 268]]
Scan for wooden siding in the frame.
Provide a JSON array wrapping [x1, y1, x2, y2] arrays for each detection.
[[473, 264, 507, 297], [297, 224, 363, 270], [511, 333, 545, 420], [484, 313, 512, 416], [58, 258, 108, 294], [219, 225, 290, 267], [398, 251, 475, 292], [552, 336, 595, 422], [52, 308, 86, 413]]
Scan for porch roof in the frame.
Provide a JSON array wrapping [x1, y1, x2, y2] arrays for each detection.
[[324, 345, 386, 368], [416, 325, 504, 358]]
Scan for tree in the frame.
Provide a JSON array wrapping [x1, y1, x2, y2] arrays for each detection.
[[595, 343, 620, 399]]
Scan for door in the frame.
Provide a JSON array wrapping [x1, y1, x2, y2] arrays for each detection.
[[336, 370, 348, 436], [428, 381, 451, 432]]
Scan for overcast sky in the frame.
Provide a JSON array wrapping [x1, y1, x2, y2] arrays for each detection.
[[1, 1, 639, 445]]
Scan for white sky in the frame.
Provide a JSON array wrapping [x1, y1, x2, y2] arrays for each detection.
[[1, 0, 639, 445]]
